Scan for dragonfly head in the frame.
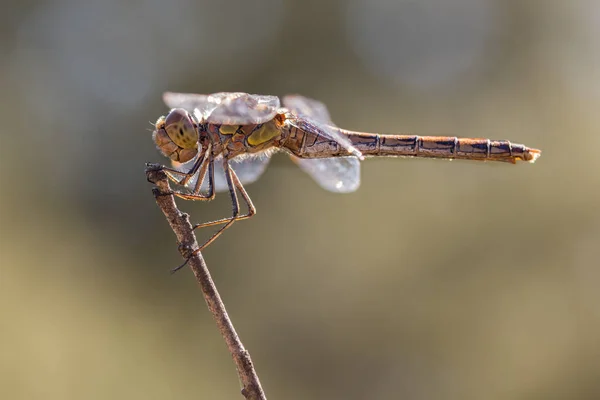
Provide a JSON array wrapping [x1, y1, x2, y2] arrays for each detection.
[[152, 108, 199, 163]]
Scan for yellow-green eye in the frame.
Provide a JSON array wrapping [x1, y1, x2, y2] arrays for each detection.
[[164, 108, 199, 149]]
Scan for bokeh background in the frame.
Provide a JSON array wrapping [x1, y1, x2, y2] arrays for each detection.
[[1, 0, 599, 399]]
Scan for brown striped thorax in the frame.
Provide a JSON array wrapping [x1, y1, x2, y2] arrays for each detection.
[[153, 107, 290, 163]]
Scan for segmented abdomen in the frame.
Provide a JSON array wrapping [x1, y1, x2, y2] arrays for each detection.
[[342, 131, 540, 163], [283, 124, 540, 163]]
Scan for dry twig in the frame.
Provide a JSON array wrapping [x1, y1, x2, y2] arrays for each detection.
[[146, 163, 266, 400]]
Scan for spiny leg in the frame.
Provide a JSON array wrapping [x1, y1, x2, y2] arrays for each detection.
[[161, 157, 202, 186], [174, 156, 215, 201], [191, 160, 256, 231], [160, 147, 215, 201], [161, 144, 211, 188], [153, 163, 198, 199], [171, 158, 256, 273]]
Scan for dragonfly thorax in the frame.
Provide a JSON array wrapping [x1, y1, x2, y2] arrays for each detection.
[[152, 108, 199, 162]]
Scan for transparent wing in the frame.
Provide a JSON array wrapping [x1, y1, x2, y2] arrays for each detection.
[[172, 153, 272, 193], [163, 92, 280, 125], [209, 154, 272, 192], [282, 95, 332, 122], [205, 92, 280, 125], [292, 156, 360, 193], [163, 92, 209, 110], [162, 92, 215, 122], [282, 95, 362, 193], [283, 95, 363, 160]]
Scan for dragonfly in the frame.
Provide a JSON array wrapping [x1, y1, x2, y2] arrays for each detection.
[[152, 92, 540, 269]]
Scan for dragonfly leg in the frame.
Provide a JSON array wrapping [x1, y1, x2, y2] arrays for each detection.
[[161, 164, 199, 186], [160, 150, 217, 202], [171, 159, 255, 273], [196, 159, 255, 238], [160, 144, 212, 187], [172, 158, 216, 201], [192, 160, 256, 232]]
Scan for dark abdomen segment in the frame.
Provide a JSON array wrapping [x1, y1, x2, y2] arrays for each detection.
[[345, 131, 541, 164]]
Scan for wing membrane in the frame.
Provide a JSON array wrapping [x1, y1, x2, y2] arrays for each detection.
[[206, 92, 280, 125], [209, 155, 272, 192], [163, 92, 209, 110], [282, 95, 332, 122], [292, 156, 360, 193], [163, 92, 280, 125], [283, 95, 362, 160], [283, 95, 362, 193]]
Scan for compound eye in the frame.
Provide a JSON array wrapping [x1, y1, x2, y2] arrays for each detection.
[[164, 108, 199, 149]]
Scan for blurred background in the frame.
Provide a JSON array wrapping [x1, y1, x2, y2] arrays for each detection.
[[1, 0, 599, 399]]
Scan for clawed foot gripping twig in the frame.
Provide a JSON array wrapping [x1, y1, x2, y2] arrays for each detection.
[[145, 163, 266, 400]]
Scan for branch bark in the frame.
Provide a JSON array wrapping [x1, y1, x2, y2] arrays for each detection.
[[146, 163, 266, 400]]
